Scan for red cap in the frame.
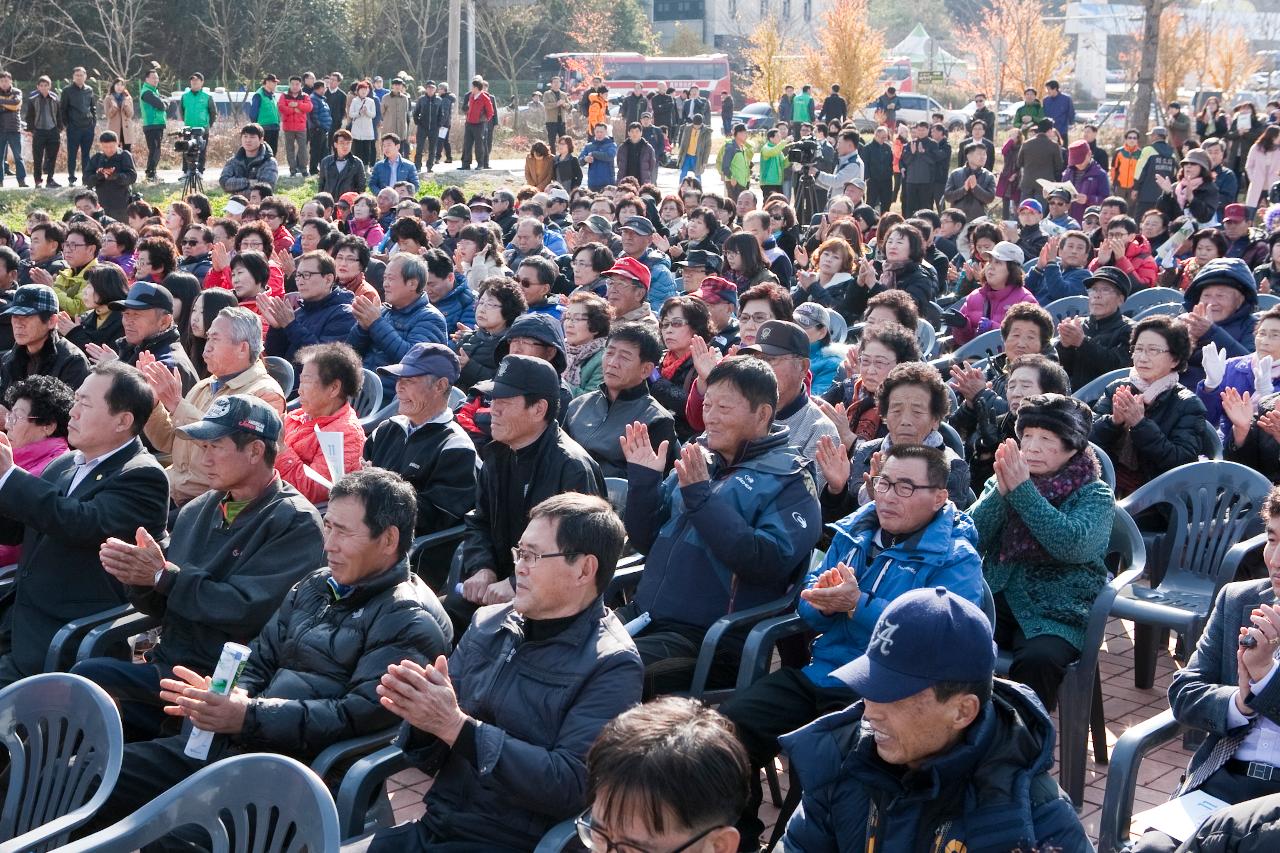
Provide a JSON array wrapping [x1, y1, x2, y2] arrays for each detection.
[[605, 256, 651, 290], [1223, 203, 1248, 223], [339, 191, 360, 206]]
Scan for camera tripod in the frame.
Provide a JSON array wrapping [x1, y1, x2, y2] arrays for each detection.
[[792, 166, 820, 227], [179, 160, 203, 199]]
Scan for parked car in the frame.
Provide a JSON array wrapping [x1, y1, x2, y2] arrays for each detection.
[[732, 101, 778, 131], [958, 100, 1017, 129], [854, 93, 967, 132]]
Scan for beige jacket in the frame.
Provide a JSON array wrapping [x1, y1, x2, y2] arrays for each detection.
[[144, 360, 286, 505], [102, 93, 136, 146]]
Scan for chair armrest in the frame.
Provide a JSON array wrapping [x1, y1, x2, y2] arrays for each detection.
[[688, 594, 799, 699], [605, 558, 644, 602], [735, 613, 807, 691], [409, 525, 466, 561], [45, 603, 138, 673], [335, 744, 411, 841], [1097, 709, 1182, 853], [311, 726, 398, 779], [1212, 532, 1266, 591], [533, 818, 578, 853], [76, 610, 160, 663]]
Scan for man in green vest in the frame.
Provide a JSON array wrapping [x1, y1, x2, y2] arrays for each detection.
[[248, 74, 281, 156], [719, 123, 752, 203], [180, 73, 216, 173], [139, 69, 169, 182], [793, 85, 815, 126]]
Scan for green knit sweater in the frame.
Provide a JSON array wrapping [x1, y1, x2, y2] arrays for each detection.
[[969, 476, 1113, 650]]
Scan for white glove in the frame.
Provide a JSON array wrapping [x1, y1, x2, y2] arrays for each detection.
[[1203, 342, 1227, 391], [1254, 354, 1275, 397]]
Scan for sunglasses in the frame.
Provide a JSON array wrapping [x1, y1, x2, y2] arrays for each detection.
[[181, 239, 201, 246]]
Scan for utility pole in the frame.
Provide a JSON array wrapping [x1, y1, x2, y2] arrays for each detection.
[[467, 0, 476, 84], [447, 0, 461, 94]]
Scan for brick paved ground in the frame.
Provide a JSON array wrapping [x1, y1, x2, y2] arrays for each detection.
[[383, 616, 1188, 848]]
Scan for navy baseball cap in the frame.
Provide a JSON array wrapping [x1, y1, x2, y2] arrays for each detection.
[[831, 586, 996, 703], [3, 284, 59, 316], [177, 395, 283, 443], [378, 342, 460, 383], [619, 216, 655, 236], [110, 281, 174, 313]]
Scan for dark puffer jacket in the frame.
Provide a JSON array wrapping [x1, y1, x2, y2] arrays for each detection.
[[780, 680, 1091, 853], [406, 598, 644, 851], [1090, 378, 1208, 490], [234, 562, 453, 757], [116, 326, 199, 395], [264, 286, 356, 366]]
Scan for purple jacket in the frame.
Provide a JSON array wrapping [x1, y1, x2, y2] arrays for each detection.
[[1195, 352, 1263, 433], [1063, 162, 1110, 223]]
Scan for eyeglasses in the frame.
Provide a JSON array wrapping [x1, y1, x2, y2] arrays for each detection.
[[660, 318, 689, 329], [1130, 345, 1170, 357], [770, 214, 784, 221], [511, 546, 576, 567], [182, 239, 201, 247], [575, 810, 722, 853], [64, 241, 87, 250], [295, 270, 327, 281], [858, 356, 894, 370], [4, 411, 33, 424], [740, 312, 774, 324], [870, 475, 939, 498], [516, 277, 542, 288], [240, 242, 265, 251]]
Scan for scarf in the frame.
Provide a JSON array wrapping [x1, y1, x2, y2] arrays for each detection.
[[850, 380, 881, 443], [659, 349, 691, 381], [565, 337, 605, 389], [998, 446, 1099, 564], [878, 260, 908, 290], [1116, 369, 1182, 476]]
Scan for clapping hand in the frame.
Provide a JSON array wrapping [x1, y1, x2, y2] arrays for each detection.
[[1112, 384, 1146, 428], [1255, 355, 1275, 397], [861, 449, 884, 495], [619, 421, 669, 473], [139, 354, 184, 413], [1202, 342, 1228, 390], [1258, 409, 1280, 444], [1037, 236, 1057, 271], [673, 442, 711, 486], [27, 266, 53, 286], [1221, 386, 1256, 448], [55, 310, 78, 336], [992, 437, 1030, 495], [949, 361, 989, 404], [378, 656, 468, 745], [1182, 302, 1213, 343], [274, 249, 296, 278], [100, 526, 167, 587], [799, 562, 861, 616], [690, 336, 728, 385], [351, 294, 382, 328], [84, 342, 119, 365], [257, 294, 295, 328], [813, 397, 856, 449], [1057, 315, 1085, 348], [210, 241, 230, 271], [815, 434, 851, 494]]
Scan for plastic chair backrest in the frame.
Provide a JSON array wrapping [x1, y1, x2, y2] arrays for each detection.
[[1198, 419, 1224, 460], [604, 477, 628, 516], [448, 386, 466, 410], [263, 356, 294, 395], [949, 328, 1004, 364], [1045, 295, 1090, 323], [0, 673, 123, 853], [1119, 461, 1271, 594], [1258, 292, 1280, 310], [1133, 302, 1183, 320], [57, 753, 338, 853], [1073, 368, 1129, 407], [916, 321, 938, 358], [938, 422, 966, 459], [353, 369, 385, 419], [979, 578, 996, 627], [1122, 287, 1184, 317], [1090, 442, 1116, 491]]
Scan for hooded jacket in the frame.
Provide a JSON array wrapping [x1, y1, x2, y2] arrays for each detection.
[[1088, 233, 1158, 289], [626, 425, 822, 630], [579, 137, 617, 189], [265, 286, 357, 364], [780, 680, 1092, 853], [218, 143, 280, 193], [408, 598, 642, 851], [800, 502, 983, 688], [1183, 259, 1259, 387], [956, 283, 1038, 345]]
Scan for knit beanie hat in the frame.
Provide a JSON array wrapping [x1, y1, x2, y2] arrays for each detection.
[[1016, 393, 1093, 451]]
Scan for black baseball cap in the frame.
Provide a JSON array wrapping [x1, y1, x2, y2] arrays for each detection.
[[486, 355, 560, 400], [1084, 266, 1133, 299], [675, 249, 722, 272], [619, 216, 655, 236], [177, 395, 282, 443], [110, 281, 174, 313], [739, 320, 809, 358]]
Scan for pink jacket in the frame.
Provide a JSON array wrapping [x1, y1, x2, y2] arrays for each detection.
[[955, 284, 1038, 344], [1245, 144, 1280, 209], [0, 437, 69, 566]]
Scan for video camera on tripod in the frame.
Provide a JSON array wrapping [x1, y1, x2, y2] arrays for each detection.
[[784, 137, 820, 166], [171, 127, 206, 175]]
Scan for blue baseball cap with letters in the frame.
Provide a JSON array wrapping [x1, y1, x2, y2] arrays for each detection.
[[377, 342, 460, 384], [831, 586, 996, 703]]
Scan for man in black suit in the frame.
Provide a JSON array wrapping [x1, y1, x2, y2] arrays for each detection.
[[1129, 485, 1280, 852], [0, 361, 169, 686]]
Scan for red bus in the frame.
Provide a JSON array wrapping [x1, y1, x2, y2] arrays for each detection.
[[542, 52, 732, 104]]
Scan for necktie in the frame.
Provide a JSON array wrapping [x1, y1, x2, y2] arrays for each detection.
[[1182, 725, 1252, 793]]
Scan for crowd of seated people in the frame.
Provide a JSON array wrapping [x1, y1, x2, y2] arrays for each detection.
[[13, 114, 1280, 853]]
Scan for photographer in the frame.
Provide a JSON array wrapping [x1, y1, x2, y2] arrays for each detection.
[[218, 123, 279, 194], [84, 132, 137, 222], [809, 128, 863, 193]]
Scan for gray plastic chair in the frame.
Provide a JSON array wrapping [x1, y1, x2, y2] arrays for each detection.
[[353, 369, 385, 420], [360, 399, 399, 435], [1197, 418, 1223, 460], [1096, 708, 1181, 853], [604, 477, 628, 516], [263, 356, 295, 395], [948, 328, 1004, 363], [1133, 301, 1183, 320], [916, 320, 938, 359], [448, 385, 466, 410], [0, 673, 123, 853], [1044, 295, 1090, 323], [1112, 461, 1272, 688], [1072, 367, 1130, 407], [1091, 441, 1116, 491], [59, 753, 339, 853], [1257, 292, 1280, 310], [1122, 287, 1184, 317]]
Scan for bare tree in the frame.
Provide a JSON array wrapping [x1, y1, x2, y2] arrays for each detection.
[[47, 0, 153, 81], [1132, 0, 1174, 135], [382, 0, 450, 83], [193, 0, 240, 88], [0, 1, 48, 69], [475, 0, 557, 105]]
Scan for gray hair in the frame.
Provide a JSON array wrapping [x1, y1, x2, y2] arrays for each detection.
[[392, 253, 428, 294], [215, 306, 264, 360], [376, 187, 399, 205]]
